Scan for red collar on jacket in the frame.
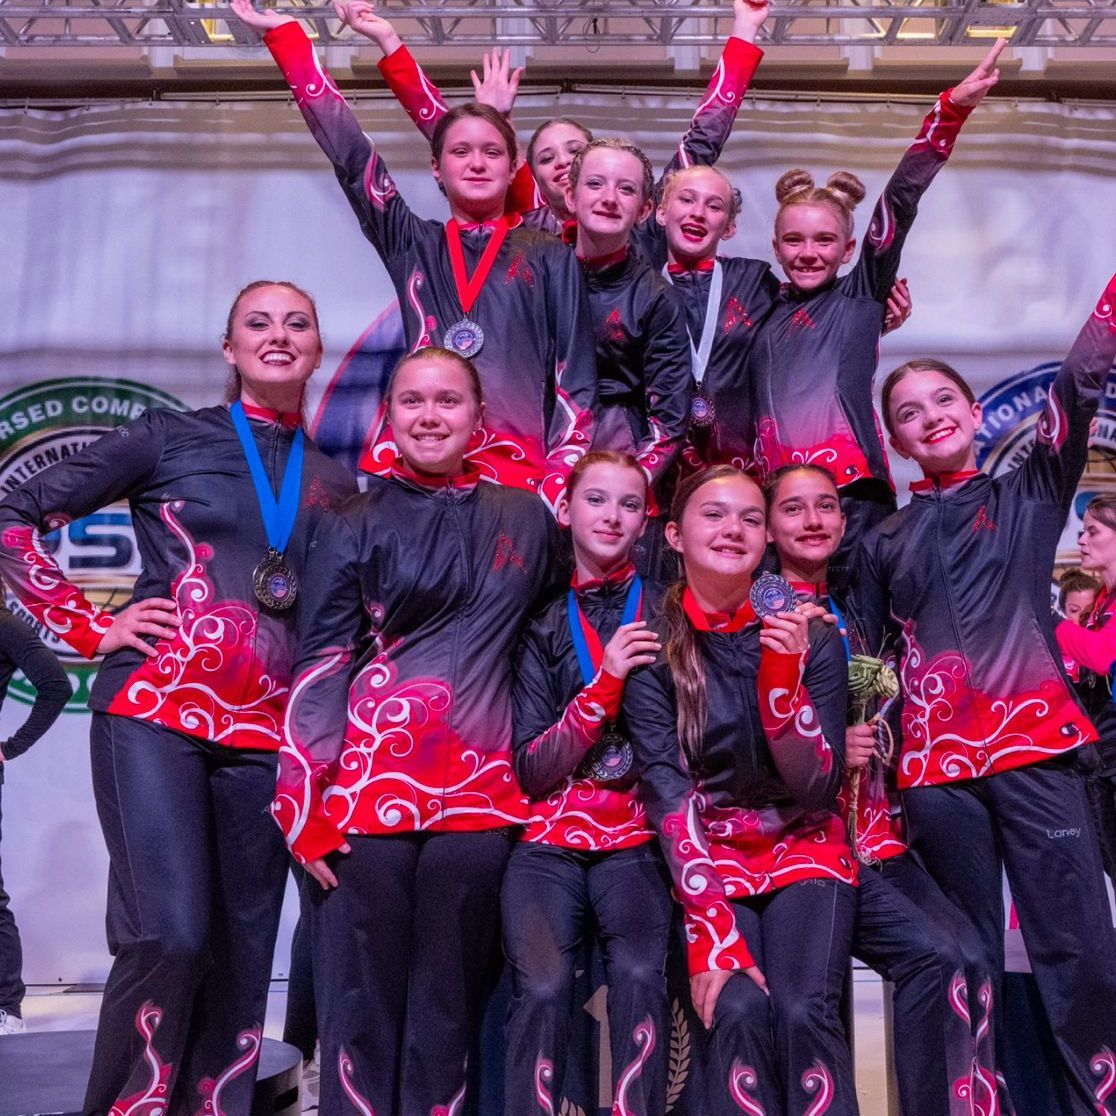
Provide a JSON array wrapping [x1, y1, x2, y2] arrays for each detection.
[[666, 258, 716, 276], [239, 402, 301, 430], [682, 586, 755, 632], [788, 579, 827, 600], [453, 213, 523, 233], [563, 223, 629, 270], [390, 461, 480, 491], [909, 469, 981, 493], [571, 561, 637, 593]]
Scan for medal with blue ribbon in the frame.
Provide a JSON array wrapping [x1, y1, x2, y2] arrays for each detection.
[[230, 401, 305, 612], [567, 576, 642, 782]]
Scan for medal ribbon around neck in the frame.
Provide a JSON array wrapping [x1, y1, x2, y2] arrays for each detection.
[[567, 576, 643, 686], [663, 258, 723, 387], [230, 400, 305, 558], [445, 216, 511, 318]]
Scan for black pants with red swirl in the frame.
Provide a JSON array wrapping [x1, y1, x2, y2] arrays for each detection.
[[85, 713, 287, 1116], [855, 854, 1006, 1116], [904, 756, 1116, 1116], [708, 879, 858, 1116], [309, 828, 513, 1116], [501, 841, 674, 1116], [0, 779, 25, 1019]]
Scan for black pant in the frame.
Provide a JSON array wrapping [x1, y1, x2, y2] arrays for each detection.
[[904, 758, 1116, 1116], [282, 864, 317, 1061], [501, 842, 673, 1116], [0, 779, 25, 1017], [84, 713, 288, 1116], [708, 880, 858, 1116], [854, 854, 1005, 1116], [1087, 772, 1116, 886], [311, 829, 513, 1116]]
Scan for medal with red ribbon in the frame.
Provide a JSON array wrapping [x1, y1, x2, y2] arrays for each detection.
[[443, 216, 511, 358], [567, 576, 642, 782]]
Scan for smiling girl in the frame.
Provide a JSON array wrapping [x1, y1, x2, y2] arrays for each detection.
[[624, 465, 857, 1115], [855, 273, 1116, 1113], [232, 0, 598, 512], [0, 282, 357, 1116], [274, 347, 560, 1116]]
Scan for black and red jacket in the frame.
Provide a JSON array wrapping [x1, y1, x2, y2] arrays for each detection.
[[263, 23, 598, 512], [513, 564, 657, 852], [666, 257, 780, 476], [0, 405, 357, 751], [273, 464, 560, 864], [1057, 588, 1116, 773], [853, 276, 1116, 791], [749, 90, 975, 491], [792, 580, 907, 864], [576, 246, 692, 512], [377, 35, 763, 246], [623, 588, 854, 975]]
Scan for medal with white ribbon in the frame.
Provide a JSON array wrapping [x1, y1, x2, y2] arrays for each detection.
[[230, 401, 304, 612], [664, 258, 723, 429]]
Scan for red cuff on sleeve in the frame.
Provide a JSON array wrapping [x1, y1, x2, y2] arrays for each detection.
[[683, 908, 756, 975], [283, 807, 348, 865], [263, 19, 305, 55], [723, 36, 763, 86]]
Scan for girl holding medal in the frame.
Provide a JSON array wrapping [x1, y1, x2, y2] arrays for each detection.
[[233, 0, 598, 513], [855, 273, 1116, 1113], [0, 281, 357, 1116], [505, 450, 671, 1116], [748, 41, 1007, 589], [623, 465, 858, 1116], [766, 463, 1009, 1116], [273, 347, 560, 1116]]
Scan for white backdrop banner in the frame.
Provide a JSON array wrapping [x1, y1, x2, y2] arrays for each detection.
[[2, 85, 1115, 983]]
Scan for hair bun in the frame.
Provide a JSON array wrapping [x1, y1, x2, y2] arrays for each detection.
[[825, 171, 866, 209], [774, 169, 814, 204]]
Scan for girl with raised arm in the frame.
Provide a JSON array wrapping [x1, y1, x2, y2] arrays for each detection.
[[0, 282, 357, 1116], [505, 450, 670, 1116], [749, 42, 1006, 589], [274, 348, 560, 1116], [766, 462, 1010, 1116], [624, 466, 858, 1115], [232, 0, 598, 512], [856, 274, 1116, 1113]]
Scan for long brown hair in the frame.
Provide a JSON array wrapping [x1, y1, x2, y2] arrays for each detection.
[[664, 465, 756, 760]]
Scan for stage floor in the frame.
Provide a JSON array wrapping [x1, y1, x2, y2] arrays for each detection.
[[14, 972, 892, 1114]]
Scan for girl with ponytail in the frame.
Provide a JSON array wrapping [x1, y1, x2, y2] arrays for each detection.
[[749, 41, 1008, 591], [623, 465, 858, 1115]]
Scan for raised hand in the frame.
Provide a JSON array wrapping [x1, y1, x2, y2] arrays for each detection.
[[333, 0, 402, 54], [230, 0, 294, 32], [732, 0, 769, 44], [96, 598, 181, 658], [600, 620, 662, 680], [883, 277, 912, 335], [951, 38, 1008, 109], [470, 48, 524, 115]]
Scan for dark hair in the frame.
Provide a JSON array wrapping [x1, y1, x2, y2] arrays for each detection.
[[385, 346, 484, 409], [762, 463, 839, 508], [1058, 567, 1101, 611], [880, 358, 978, 438], [660, 164, 743, 221], [568, 137, 655, 205], [1085, 494, 1116, 534], [222, 280, 321, 405], [526, 117, 593, 172], [565, 450, 647, 499], [431, 103, 518, 165], [774, 168, 866, 240], [664, 465, 760, 760]]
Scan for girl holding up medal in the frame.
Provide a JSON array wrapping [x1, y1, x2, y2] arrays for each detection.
[[766, 463, 1009, 1116], [0, 282, 357, 1116], [749, 41, 1007, 590], [623, 465, 858, 1116], [273, 348, 560, 1116], [855, 273, 1116, 1113], [232, 0, 599, 513], [504, 450, 670, 1116]]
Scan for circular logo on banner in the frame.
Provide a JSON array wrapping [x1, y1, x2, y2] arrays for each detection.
[[975, 360, 1116, 583], [0, 378, 187, 711]]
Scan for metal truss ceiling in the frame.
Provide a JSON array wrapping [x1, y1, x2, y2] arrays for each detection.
[[1, 0, 1115, 50]]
